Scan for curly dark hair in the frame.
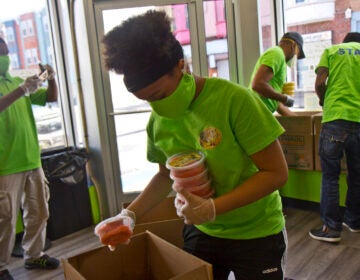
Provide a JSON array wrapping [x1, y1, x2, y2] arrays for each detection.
[[102, 10, 182, 76]]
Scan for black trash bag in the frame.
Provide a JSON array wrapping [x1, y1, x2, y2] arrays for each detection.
[[42, 148, 88, 185], [41, 148, 93, 240]]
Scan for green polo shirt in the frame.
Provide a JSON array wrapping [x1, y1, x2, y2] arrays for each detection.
[[147, 77, 285, 240], [0, 72, 47, 175]]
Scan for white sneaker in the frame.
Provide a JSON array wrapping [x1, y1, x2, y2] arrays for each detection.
[[342, 222, 360, 233]]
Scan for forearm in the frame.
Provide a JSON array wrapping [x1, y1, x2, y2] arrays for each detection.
[[214, 169, 287, 215], [46, 79, 59, 102], [214, 140, 288, 215], [253, 82, 287, 103], [126, 170, 173, 221], [0, 87, 25, 112], [315, 84, 326, 106], [315, 67, 328, 106]]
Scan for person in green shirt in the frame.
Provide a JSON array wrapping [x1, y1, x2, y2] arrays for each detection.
[[249, 32, 306, 116], [97, 10, 290, 279], [309, 32, 360, 243], [0, 38, 59, 280]]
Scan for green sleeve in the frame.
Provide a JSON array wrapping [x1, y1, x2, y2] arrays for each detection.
[[30, 88, 48, 106], [315, 48, 329, 73]]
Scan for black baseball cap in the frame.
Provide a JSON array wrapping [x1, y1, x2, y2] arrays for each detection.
[[343, 32, 360, 43], [282, 32, 305, 59]]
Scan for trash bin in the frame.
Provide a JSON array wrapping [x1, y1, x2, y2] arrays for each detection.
[[41, 147, 93, 240]]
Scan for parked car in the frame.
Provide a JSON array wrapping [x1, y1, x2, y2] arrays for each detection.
[[33, 106, 66, 150]]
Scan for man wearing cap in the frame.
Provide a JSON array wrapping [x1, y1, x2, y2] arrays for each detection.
[[249, 32, 306, 116], [309, 32, 360, 243]]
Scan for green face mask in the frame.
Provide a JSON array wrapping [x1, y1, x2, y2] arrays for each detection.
[[150, 73, 196, 119], [0, 55, 10, 75]]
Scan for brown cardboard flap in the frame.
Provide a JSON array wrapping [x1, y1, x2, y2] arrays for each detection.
[[133, 218, 184, 248], [146, 231, 212, 280], [124, 196, 178, 223], [66, 242, 147, 279], [63, 231, 212, 280], [62, 259, 86, 280]]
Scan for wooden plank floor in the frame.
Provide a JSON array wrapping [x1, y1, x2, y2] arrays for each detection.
[[7, 207, 360, 280]]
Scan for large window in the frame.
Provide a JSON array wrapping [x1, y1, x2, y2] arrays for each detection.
[[283, 0, 358, 110], [0, 0, 81, 150], [257, 0, 359, 110]]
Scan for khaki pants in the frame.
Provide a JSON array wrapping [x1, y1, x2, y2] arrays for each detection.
[[0, 168, 49, 267]]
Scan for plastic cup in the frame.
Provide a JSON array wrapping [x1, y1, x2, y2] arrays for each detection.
[[186, 179, 214, 198], [282, 82, 296, 95], [94, 216, 132, 249], [166, 151, 206, 178], [170, 168, 209, 188]]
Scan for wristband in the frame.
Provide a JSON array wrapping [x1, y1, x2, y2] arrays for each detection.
[[120, 208, 136, 228]]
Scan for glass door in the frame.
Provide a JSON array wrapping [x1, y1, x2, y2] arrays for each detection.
[[96, 1, 233, 196], [101, 4, 195, 193]]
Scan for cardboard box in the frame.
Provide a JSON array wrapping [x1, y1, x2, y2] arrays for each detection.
[[313, 113, 347, 173], [62, 231, 213, 280], [276, 111, 321, 170], [125, 196, 184, 248]]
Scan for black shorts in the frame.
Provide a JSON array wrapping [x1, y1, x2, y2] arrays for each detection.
[[183, 224, 287, 280]]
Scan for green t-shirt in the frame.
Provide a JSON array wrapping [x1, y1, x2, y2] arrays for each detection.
[[0, 72, 47, 175], [249, 46, 287, 113], [147, 77, 285, 239], [316, 42, 360, 123]]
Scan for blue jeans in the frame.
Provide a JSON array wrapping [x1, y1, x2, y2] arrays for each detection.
[[319, 120, 360, 231]]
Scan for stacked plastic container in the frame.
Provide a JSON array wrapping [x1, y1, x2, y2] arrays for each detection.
[[282, 81, 296, 96], [166, 151, 214, 198]]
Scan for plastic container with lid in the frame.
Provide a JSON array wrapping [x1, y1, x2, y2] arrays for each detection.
[[94, 215, 133, 250], [282, 82, 296, 96], [166, 151, 206, 178], [170, 168, 209, 188], [187, 179, 214, 198], [173, 179, 214, 199]]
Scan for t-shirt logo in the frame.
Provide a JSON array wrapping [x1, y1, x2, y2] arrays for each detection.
[[200, 126, 222, 149]]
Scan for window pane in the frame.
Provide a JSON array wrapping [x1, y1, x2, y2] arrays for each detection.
[[258, 0, 275, 52], [203, 0, 230, 79], [283, 0, 354, 110], [0, 0, 66, 150], [103, 5, 194, 193]]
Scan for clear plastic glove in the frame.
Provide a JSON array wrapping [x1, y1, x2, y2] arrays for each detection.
[[284, 95, 294, 107], [20, 75, 41, 96], [94, 208, 135, 251], [174, 187, 216, 225]]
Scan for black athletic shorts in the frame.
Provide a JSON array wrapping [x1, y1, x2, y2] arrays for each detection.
[[183, 224, 287, 280]]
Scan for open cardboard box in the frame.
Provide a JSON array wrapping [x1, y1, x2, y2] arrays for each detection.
[[62, 230, 212, 280]]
